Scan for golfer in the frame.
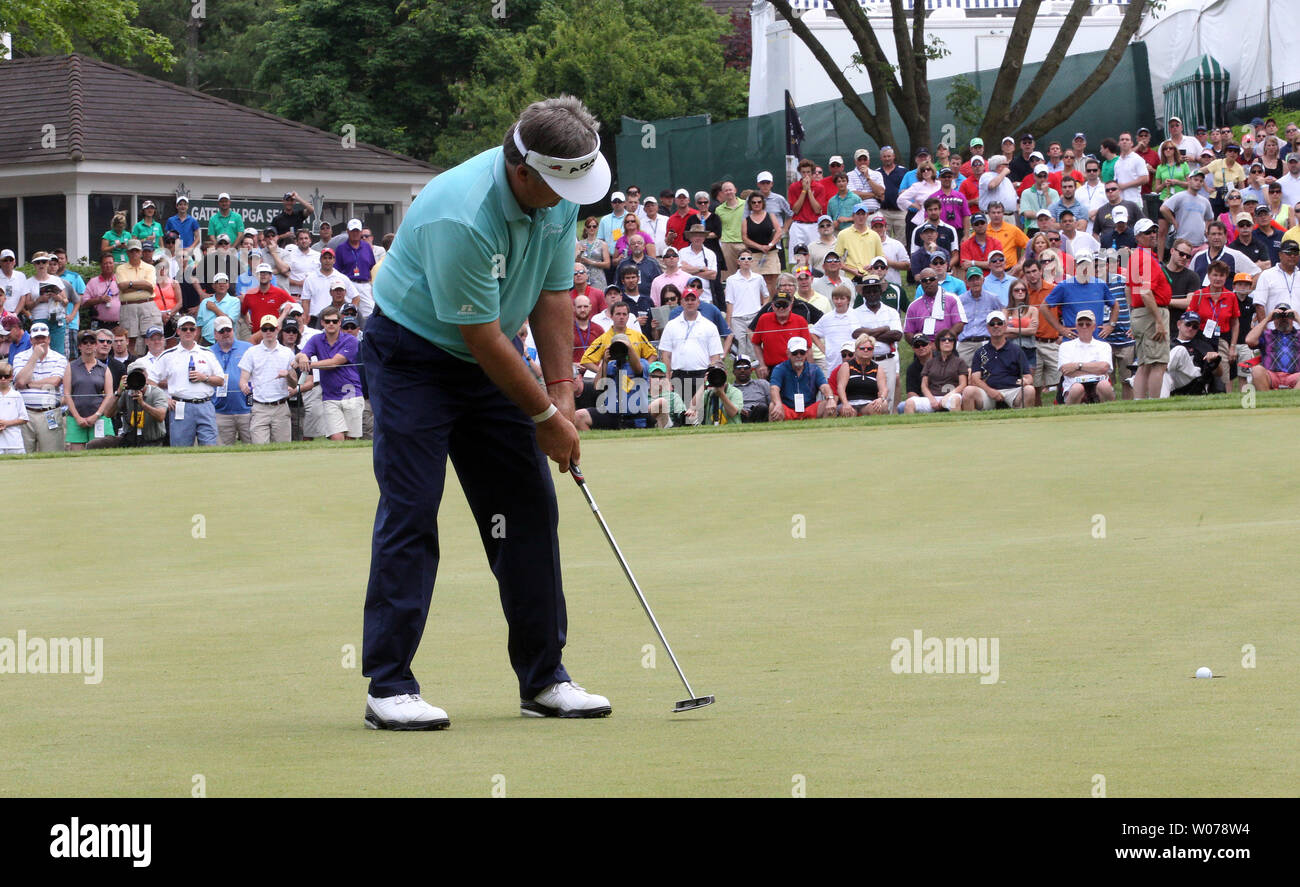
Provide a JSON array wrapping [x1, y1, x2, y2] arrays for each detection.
[[361, 96, 613, 730]]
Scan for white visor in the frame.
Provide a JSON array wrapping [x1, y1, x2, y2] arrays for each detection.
[[513, 127, 611, 205]]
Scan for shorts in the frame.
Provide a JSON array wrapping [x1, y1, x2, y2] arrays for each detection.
[[752, 249, 782, 276], [323, 396, 364, 438], [120, 301, 163, 337], [1265, 369, 1300, 389], [1031, 339, 1060, 387], [64, 416, 115, 444], [781, 402, 821, 420], [973, 386, 1030, 410], [1110, 344, 1135, 387], [907, 392, 962, 413], [1130, 306, 1170, 366]]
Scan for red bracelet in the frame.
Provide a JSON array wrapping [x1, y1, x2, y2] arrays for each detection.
[[544, 378, 574, 386]]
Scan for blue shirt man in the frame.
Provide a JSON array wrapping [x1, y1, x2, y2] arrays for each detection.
[[165, 203, 201, 250], [210, 328, 251, 417], [1045, 266, 1115, 330], [957, 268, 1004, 349], [361, 98, 613, 728], [196, 282, 241, 344]]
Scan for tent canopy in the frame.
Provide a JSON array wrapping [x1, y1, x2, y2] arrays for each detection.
[[1162, 54, 1231, 130]]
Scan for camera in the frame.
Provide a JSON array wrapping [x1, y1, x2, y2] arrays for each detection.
[[609, 339, 629, 360], [126, 368, 148, 391], [706, 366, 727, 389]]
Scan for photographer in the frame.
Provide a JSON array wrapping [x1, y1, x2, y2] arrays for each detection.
[[1162, 312, 1224, 396], [729, 355, 770, 421], [1244, 302, 1300, 389], [87, 361, 169, 448], [686, 364, 743, 425], [575, 302, 657, 431]]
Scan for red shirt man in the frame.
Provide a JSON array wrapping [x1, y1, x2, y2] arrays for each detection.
[[752, 300, 812, 371], [1188, 285, 1240, 337], [1124, 245, 1172, 308], [665, 190, 699, 249], [960, 158, 985, 213], [570, 267, 606, 314], [241, 268, 296, 332], [788, 161, 824, 225]]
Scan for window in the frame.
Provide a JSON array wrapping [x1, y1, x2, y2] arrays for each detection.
[[23, 195, 66, 262], [350, 203, 394, 239], [89, 194, 133, 259], [0, 198, 16, 259]]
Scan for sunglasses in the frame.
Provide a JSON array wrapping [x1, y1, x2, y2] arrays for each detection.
[[738, 256, 753, 261], [322, 318, 341, 324], [1105, 187, 1118, 192], [938, 337, 956, 344], [987, 320, 1006, 326], [1175, 250, 1193, 258], [919, 276, 938, 283]]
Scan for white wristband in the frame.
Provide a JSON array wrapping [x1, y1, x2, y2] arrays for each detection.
[[531, 403, 557, 424]]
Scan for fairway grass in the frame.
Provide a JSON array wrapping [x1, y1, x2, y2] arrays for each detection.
[[3, 407, 1298, 797]]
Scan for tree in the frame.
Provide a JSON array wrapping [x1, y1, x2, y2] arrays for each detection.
[[769, 0, 1156, 160], [1, 0, 175, 67], [433, 0, 748, 168]]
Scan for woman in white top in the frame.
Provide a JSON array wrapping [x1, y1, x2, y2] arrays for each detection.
[[897, 163, 940, 227], [0, 360, 29, 454], [575, 215, 610, 290]]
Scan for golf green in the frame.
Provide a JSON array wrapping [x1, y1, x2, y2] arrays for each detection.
[[3, 406, 1297, 797]]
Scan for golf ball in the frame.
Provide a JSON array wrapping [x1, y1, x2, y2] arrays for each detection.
[[1196, 667, 1213, 679]]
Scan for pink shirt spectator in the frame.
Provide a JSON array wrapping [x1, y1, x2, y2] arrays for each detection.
[[84, 273, 120, 324]]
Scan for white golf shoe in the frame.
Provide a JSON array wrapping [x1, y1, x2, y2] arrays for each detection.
[[364, 693, 450, 730], [521, 681, 612, 718]]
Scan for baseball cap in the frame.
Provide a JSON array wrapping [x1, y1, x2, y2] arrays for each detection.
[[512, 125, 611, 205], [914, 146, 930, 157], [869, 213, 886, 226], [966, 266, 984, 279], [1074, 251, 1095, 264], [321, 247, 335, 257], [939, 167, 954, 177], [853, 149, 870, 160], [281, 319, 299, 333], [256, 263, 273, 274], [1073, 132, 1086, 140], [988, 250, 1005, 260], [1075, 309, 1096, 323], [733, 355, 752, 367], [828, 155, 844, 166], [852, 202, 873, 214], [212, 318, 233, 333], [971, 156, 986, 166], [341, 314, 359, 328], [1195, 124, 1208, 133], [1137, 126, 1151, 135], [126, 239, 143, 251], [986, 309, 1007, 323], [29, 322, 50, 337], [929, 248, 950, 262], [1236, 212, 1254, 224], [756, 171, 774, 183], [1234, 272, 1255, 284], [971, 213, 988, 225], [817, 214, 834, 225], [604, 284, 621, 294], [287, 304, 304, 316], [610, 191, 626, 202], [674, 188, 689, 199], [1030, 152, 1044, 162], [175, 315, 197, 328], [647, 361, 667, 376], [212, 272, 230, 283], [217, 192, 231, 201], [1021, 133, 1035, 142], [787, 336, 808, 353], [141, 200, 154, 209], [283, 192, 295, 200], [1169, 116, 1182, 126], [1034, 163, 1049, 175], [1036, 209, 1053, 219], [918, 222, 937, 234], [661, 247, 679, 258], [1280, 240, 1300, 253], [0, 249, 13, 260], [642, 196, 657, 205], [216, 233, 231, 244], [1134, 218, 1157, 235], [839, 340, 856, 355], [970, 137, 984, 148], [1179, 311, 1201, 325], [869, 257, 888, 269], [1111, 207, 1128, 223], [259, 315, 279, 329], [347, 219, 363, 232], [912, 334, 931, 346], [330, 281, 347, 291], [0, 312, 19, 329]]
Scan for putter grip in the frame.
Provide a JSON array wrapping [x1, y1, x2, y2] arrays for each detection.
[[570, 462, 585, 483]]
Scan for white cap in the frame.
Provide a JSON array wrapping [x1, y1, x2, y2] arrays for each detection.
[[829, 155, 844, 165], [642, 196, 657, 205], [1036, 208, 1053, 219], [29, 322, 49, 337], [1030, 152, 1044, 161], [757, 170, 774, 183], [214, 316, 234, 332], [175, 314, 197, 327], [787, 336, 809, 353], [611, 191, 626, 202], [347, 218, 363, 231], [674, 188, 689, 199], [512, 125, 612, 205], [141, 200, 154, 209], [212, 272, 230, 283], [1111, 207, 1128, 223], [256, 263, 273, 274], [218, 192, 231, 201], [243, 227, 259, 236], [1134, 218, 1157, 235], [839, 340, 856, 353], [986, 310, 1007, 324], [1034, 163, 1049, 175], [0, 249, 13, 260]]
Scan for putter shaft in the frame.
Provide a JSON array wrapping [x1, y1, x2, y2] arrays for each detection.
[[571, 465, 699, 701]]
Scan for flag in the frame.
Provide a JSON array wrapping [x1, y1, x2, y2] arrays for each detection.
[[785, 90, 805, 158]]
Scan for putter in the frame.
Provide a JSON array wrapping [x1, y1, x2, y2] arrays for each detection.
[[570, 463, 715, 713]]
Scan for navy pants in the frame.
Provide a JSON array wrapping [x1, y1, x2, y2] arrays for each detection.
[[361, 312, 570, 700]]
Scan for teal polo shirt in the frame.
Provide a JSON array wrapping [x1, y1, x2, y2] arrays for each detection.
[[373, 146, 577, 363]]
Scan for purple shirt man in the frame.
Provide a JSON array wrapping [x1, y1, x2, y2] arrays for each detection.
[[301, 329, 361, 400], [904, 291, 965, 339], [333, 239, 376, 284]]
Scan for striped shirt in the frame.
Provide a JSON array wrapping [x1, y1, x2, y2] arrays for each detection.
[[10, 347, 67, 409]]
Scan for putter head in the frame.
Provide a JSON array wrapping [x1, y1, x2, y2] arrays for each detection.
[[673, 695, 715, 713]]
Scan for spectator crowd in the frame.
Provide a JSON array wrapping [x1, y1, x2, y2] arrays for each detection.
[[3, 117, 1300, 453]]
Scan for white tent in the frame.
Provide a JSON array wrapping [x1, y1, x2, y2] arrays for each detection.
[[1138, 0, 1290, 119]]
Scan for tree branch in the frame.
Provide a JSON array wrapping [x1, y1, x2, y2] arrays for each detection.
[[770, 0, 897, 148], [1004, 0, 1091, 130], [979, 0, 1043, 140], [1022, 0, 1151, 137]]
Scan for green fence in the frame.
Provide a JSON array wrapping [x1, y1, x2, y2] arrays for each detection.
[[616, 42, 1154, 197]]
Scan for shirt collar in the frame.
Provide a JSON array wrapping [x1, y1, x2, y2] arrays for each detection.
[[494, 150, 530, 224]]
